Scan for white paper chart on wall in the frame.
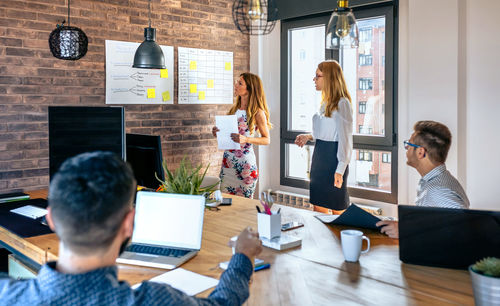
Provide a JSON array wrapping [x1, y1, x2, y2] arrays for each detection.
[[178, 47, 233, 104], [105, 40, 174, 104]]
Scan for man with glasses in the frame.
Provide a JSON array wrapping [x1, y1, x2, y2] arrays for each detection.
[[377, 121, 470, 238]]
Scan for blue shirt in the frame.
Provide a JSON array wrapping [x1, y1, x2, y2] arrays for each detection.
[[416, 164, 470, 209], [0, 254, 253, 306]]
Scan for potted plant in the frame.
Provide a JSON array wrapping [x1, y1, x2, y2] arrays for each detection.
[[156, 156, 220, 205], [469, 257, 500, 305]]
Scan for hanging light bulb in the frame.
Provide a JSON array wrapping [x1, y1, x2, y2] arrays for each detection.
[[48, 0, 88, 60], [132, 0, 165, 69], [326, 0, 359, 49], [248, 0, 263, 20]]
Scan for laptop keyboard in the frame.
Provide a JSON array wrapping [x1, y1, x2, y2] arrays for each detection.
[[127, 244, 190, 258]]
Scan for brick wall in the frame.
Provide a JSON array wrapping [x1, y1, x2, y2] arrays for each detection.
[[0, 0, 249, 193]]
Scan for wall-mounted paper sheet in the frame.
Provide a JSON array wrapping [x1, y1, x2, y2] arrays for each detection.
[[215, 115, 240, 150]]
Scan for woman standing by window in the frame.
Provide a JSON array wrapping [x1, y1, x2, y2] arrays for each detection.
[[295, 60, 353, 211], [212, 72, 272, 198]]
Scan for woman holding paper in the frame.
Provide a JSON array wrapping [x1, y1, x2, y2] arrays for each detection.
[[295, 60, 353, 211], [212, 72, 272, 198]]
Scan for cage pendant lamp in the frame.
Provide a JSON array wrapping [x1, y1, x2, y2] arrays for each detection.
[[48, 0, 88, 60], [232, 0, 278, 35], [133, 0, 165, 69], [326, 0, 359, 49]]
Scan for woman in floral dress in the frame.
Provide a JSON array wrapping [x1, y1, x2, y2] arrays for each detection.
[[212, 72, 272, 198]]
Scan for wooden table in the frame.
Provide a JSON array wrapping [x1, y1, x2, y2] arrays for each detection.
[[0, 190, 474, 305]]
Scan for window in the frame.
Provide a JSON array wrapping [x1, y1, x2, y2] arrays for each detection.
[[359, 78, 373, 90], [359, 101, 366, 114], [359, 54, 373, 66], [359, 150, 373, 161], [281, 3, 397, 203], [382, 153, 391, 163], [359, 125, 373, 134], [359, 28, 373, 42]]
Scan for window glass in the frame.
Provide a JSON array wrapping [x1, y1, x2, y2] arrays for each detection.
[[347, 149, 391, 192], [340, 17, 385, 137], [289, 25, 325, 131], [286, 143, 314, 180]]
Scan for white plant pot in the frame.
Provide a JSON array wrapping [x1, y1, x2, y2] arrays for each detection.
[[469, 266, 500, 306]]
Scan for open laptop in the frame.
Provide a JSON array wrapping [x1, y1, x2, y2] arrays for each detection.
[[398, 205, 500, 269], [117, 191, 205, 269]]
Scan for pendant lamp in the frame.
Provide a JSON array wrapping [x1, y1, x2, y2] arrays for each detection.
[[232, 0, 278, 35], [48, 0, 88, 60], [326, 0, 359, 49], [132, 0, 165, 69]]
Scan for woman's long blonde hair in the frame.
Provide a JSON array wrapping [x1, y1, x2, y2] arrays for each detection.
[[318, 60, 352, 117], [228, 72, 272, 134]]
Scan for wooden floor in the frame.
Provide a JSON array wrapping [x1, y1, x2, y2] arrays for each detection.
[[0, 190, 474, 305]]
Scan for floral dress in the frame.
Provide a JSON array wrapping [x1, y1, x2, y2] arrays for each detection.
[[219, 109, 258, 198]]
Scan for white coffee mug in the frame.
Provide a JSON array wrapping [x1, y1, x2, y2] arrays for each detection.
[[341, 229, 370, 262]]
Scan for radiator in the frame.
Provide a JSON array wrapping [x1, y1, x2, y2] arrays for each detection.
[[269, 190, 313, 211]]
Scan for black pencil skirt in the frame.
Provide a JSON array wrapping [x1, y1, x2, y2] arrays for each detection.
[[309, 139, 349, 210]]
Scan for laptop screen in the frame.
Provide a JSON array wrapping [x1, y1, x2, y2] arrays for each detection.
[[132, 191, 205, 250]]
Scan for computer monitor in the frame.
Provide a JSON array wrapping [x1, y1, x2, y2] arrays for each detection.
[[126, 133, 165, 189], [49, 106, 125, 179]]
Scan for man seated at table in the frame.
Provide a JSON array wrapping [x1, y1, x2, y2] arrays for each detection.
[[0, 151, 262, 305], [377, 121, 470, 238]]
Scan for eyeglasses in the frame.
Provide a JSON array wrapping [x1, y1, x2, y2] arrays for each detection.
[[403, 140, 422, 150], [313, 74, 323, 80]]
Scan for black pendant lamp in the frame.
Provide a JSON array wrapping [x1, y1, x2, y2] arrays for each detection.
[[48, 0, 88, 60], [133, 0, 165, 69], [232, 0, 278, 35]]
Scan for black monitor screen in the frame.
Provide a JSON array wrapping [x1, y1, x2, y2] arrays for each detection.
[[126, 133, 164, 189], [49, 106, 125, 179]]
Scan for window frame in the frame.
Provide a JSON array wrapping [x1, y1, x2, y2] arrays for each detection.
[[280, 2, 398, 203]]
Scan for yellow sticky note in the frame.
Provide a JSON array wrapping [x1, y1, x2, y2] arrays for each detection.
[[189, 61, 197, 70], [207, 79, 214, 88], [190, 84, 197, 93], [147, 88, 155, 99], [160, 69, 168, 78], [198, 91, 206, 100], [225, 62, 231, 71], [162, 91, 171, 102]]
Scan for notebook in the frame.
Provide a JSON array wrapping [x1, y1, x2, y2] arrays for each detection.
[[117, 191, 206, 269], [10, 205, 47, 219], [398, 205, 500, 269]]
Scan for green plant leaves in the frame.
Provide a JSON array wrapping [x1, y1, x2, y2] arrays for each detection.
[[472, 257, 500, 277], [156, 155, 220, 198]]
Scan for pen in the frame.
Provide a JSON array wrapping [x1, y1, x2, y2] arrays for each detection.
[[254, 263, 271, 272], [256, 205, 261, 213], [277, 208, 281, 215]]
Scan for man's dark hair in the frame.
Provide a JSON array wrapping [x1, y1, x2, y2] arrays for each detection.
[[413, 121, 452, 164], [48, 151, 136, 255]]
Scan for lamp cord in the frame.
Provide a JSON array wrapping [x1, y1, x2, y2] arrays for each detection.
[[67, 0, 70, 26], [148, 0, 151, 28]]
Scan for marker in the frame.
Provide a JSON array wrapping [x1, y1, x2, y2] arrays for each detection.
[[254, 263, 270, 272], [256, 205, 262, 213]]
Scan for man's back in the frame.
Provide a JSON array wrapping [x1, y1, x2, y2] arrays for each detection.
[[0, 255, 252, 306], [416, 164, 469, 209]]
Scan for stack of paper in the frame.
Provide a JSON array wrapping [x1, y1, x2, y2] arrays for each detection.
[[261, 234, 302, 251]]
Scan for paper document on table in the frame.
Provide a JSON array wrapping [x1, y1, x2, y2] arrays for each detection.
[[215, 115, 240, 150], [133, 268, 219, 296]]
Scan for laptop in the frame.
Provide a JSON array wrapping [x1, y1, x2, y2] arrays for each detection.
[[398, 205, 500, 269], [117, 191, 206, 269]]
